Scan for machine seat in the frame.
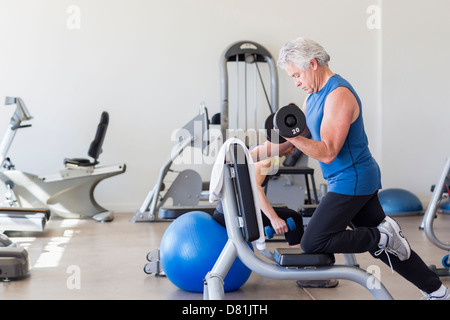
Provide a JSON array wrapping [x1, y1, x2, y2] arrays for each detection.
[[299, 205, 318, 218], [64, 158, 96, 167], [158, 206, 216, 220]]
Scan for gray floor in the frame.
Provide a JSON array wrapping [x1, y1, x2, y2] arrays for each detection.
[[1, 212, 450, 300]]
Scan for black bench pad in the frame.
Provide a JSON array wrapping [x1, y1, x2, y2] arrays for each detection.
[[158, 206, 216, 219], [273, 248, 335, 267], [299, 205, 318, 217]]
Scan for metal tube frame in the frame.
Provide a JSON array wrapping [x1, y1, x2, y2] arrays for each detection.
[[421, 157, 450, 251]]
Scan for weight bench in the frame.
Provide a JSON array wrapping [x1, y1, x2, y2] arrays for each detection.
[[203, 139, 393, 300]]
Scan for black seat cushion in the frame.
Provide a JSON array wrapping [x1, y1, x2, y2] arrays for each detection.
[[159, 206, 216, 219], [64, 157, 96, 167], [299, 205, 318, 217], [273, 248, 335, 267]]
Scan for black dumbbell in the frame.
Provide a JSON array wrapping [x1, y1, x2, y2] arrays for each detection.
[[263, 113, 286, 144], [273, 104, 307, 139], [263, 104, 307, 144]]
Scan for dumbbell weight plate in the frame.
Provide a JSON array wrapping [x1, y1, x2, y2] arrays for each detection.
[[263, 113, 286, 144], [273, 104, 307, 138]]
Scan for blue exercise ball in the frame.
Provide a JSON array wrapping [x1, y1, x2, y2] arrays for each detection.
[[440, 203, 450, 214], [159, 211, 252, 293], [379, 188, 423, 216]]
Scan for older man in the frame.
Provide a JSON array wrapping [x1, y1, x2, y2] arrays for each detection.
[[251, 37, 447, 299]]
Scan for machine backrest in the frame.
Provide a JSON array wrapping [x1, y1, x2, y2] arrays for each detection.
[[88, 111, 109, 163], [228, 143, 260, 242]]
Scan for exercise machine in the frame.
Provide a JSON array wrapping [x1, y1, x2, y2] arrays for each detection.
[[0, 97, 126, 231], [132, 103, 214, 222], [0, 233, 29, 280], [420, 157, 450, 276], [219, 40, 278, 138], [203, 139, 393, 300]]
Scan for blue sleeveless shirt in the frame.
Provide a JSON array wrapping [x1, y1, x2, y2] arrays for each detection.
[[305, 74, 381, 195]]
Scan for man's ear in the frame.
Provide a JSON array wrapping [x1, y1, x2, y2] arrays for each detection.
[[310, 58, 319, 71]]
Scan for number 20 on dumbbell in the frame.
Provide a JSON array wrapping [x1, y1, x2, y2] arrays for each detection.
[[264, 104, 307, 144]]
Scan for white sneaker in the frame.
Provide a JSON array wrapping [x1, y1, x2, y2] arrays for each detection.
[[426, 288, 450, 300], [376, 216, 411, 261]]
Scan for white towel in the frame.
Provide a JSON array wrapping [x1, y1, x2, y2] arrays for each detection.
[[209, 138, 266, 251]]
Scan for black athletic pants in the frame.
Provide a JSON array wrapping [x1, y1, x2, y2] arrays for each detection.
[[301, 191, 442, 294]]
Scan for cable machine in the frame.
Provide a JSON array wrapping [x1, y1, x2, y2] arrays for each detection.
[[219, 40, 279, 141]]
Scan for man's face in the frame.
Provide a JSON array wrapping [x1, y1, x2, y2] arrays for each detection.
[[284, 61, 315, 94]]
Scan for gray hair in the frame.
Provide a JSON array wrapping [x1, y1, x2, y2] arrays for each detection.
[[277, 37, 330, 70]]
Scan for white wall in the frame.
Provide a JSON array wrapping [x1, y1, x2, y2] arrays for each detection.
[[382, 0, 450, 204], [0, 0, 445, 212]]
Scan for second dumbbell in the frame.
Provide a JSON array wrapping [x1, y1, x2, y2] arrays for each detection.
[[265, 217, 296, 239]]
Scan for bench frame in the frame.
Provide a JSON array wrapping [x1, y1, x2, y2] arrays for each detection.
[[203, 142, 393, 300]]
